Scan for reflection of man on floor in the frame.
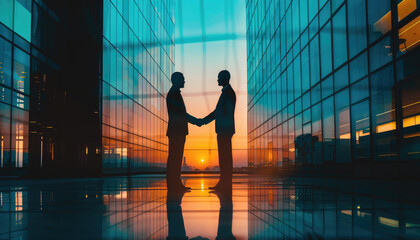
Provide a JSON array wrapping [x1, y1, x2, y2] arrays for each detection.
[[166, 191, 187, 240], [166, 72, 201, 192], [201, 70, 236, 193], [216, 191, 235, 240]]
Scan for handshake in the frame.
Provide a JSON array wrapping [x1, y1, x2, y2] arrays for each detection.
[[191, 117, 211, 127]]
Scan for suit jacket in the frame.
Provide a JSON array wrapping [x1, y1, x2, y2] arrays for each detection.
[[204, 84, 236, 135], [166, 86, 196, 136]]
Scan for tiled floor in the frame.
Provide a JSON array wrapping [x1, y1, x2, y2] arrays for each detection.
[[0, 174, 419, 239]]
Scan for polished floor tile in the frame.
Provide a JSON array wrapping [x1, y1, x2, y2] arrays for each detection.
[[0, 175, 419, 239]]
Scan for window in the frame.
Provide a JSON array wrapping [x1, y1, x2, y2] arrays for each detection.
[[347, 0, 367, 58], [0, 0, 14, 30], [0, 103, 11, 168], [335, 89, 351, 163], [322, 96, 335, 162], [351, 100, 371, 161], [367, 0, 391, 43], [370, 65, 397, 161], [13, 47, 30, 94], [351, 78, 369, 104], [0, 38, 12, 87], [320, 22, 332, 78], [14, 0, 32, 42], [332, 6, 347, 68], [349, 52, 368, 83]]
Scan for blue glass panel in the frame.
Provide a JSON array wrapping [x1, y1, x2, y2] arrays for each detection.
[[349, 52, 368, 83], [311, 83, 321, 104], [335, 89, 351, 163], [332, 6, 347, 69], [348, 0, 367, 58], [14, 0, 32, 42], [301, 46, 310, 92], [320, 22, 332, 78], [370, 65, 396, 161], [310, 35, 320, 86], [367, 0, 391, 43], [351, 78, 369, 104], [351, 100, 371, 161], [334, 65, 348, 92], [369, 36, 392, 72], [322, 96, 335, 162], [308, 0, 319, 22], [322, 75, 333, 99], [0, 38, 12, 87], [13, 47, 30, 94], [0, 0, 14, 30]]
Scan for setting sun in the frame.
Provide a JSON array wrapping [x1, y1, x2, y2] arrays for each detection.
[[201, 159, 205, 163]]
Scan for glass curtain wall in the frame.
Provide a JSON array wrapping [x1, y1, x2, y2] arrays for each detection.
[[246, 0, 420, 177], [0, 0, 33, 171], [102, 0, 175, 173]]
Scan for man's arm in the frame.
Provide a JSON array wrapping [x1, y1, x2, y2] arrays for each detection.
[[202, 110, 215, 125], [187, 113, 200, 126]]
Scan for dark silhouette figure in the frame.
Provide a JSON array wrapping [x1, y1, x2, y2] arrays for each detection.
[[215, 190, 235, 240], [166, 72, 201, 192], [201, 70, 236, 193], [166, 190, 188, 240]]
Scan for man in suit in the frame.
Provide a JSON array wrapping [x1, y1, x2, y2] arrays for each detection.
[[166, 72, 201, 192], [201, 70, 236, 192]]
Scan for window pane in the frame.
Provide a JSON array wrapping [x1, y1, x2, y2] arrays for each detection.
[[0, 38, 12, 87], [349, 52, 368, 83], [351, 78, 369, 104], [332, 6, 347, 68], [14, 0, 32, 42], [0, 103, 11, 168], [13, 47, 30, 94], [0, 0, 14, 29], [312, 103, 323, 165], [320, 22, 332, 78], [335, 89, 351, 163], [367, 0, 391, 43], [322, 96, 335, 163], [11, 107, 28, 168], [310, 35, 320, 86], [348, 0, 367, 58], [351, 100, 371, 161], [370, 65, 397, 161], [369, 36, 392, 72], [334, 65, 349, 92], [398, 54, 420, 160]]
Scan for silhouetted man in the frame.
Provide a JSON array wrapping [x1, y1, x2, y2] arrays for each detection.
[[166, 72, 200, 192], [201, 70, 236, 193]]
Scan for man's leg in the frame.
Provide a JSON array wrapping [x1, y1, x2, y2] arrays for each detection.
[[217, 135, 233, 190], [167, 136, 177, 190], [174, 136, 186, 185]]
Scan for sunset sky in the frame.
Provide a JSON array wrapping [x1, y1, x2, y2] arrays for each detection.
[[174, 0, 247, 169]]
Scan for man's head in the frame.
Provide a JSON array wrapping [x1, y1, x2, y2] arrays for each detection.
[[217, 70, 231, 87], [171, 72, 185, 89]]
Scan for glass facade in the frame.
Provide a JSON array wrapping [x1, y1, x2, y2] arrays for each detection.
[[0, 0, 175, 176], [247, 0, 420, 177], [0, 0, 35, 171], [102, 0, 175, 173]]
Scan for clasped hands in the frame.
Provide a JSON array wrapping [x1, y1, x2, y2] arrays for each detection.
[[192, 118, 210, 127]]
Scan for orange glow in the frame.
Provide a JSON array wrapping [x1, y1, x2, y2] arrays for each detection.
[[376, 121, 396, 133]]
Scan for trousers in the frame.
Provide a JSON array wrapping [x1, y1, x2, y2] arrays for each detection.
[[167, 135, 186, 189]]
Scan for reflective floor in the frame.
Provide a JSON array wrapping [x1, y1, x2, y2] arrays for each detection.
[[0, 174, 420, 239]]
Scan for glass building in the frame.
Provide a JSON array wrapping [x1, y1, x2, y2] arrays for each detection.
[[247, 0, 420, 178], [0, 0, 174, 176], [101, 0, 175, 174]]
